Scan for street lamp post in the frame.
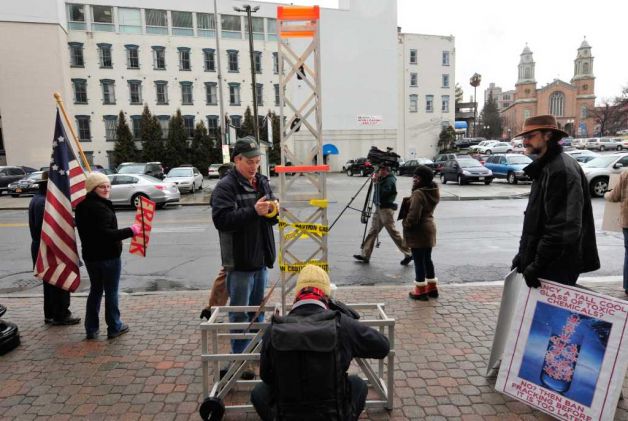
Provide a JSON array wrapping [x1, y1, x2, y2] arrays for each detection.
[[470, 73, 482, 137], [234, 5, 260, 144], [483, 125, 490, 138]]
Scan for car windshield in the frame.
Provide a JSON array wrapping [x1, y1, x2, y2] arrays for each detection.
[[582, 156, 620, 168], [27, 172, 43, 180], [117, 164, 145, 174], [167, 168, 193, 177], [209, 164, 221, 169], [417, 159, 433, 164], [458, 158, 482, 168], [508, 156, 532, 165]]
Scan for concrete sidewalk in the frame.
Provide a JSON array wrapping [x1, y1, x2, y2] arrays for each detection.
[[0, 281, 626, 420]]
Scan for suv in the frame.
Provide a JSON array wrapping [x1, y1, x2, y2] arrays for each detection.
[[0, 166, 27, 194], [432, 153, 457, 174], [116, 162, 165, 179], [345, 158, 374, 177], [585, 137, 623, 151]]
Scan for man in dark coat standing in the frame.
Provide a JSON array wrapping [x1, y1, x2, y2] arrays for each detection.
[[28, 171, 80, 325], [512, 115, 600, 287]]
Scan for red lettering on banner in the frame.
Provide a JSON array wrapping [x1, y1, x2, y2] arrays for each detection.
[[129, 197, 156, 257]]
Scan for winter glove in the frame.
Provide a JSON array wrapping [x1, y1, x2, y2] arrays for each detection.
[[328, 298, 360, 320], [511, 254, 521, 272], [199, 306, 212, 320], [130, 223, 142, 236], [523, 265, 541, 289]]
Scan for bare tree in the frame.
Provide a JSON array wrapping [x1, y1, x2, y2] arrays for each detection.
[[588, 100, 623, 136]]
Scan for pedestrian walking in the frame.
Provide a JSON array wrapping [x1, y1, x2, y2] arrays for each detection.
[[402, 165, 440, 300], [75, 172, 141, 339], [353, 165, 412, 265], [604, 170, 628, 295], [28, 171, 80, 325], [511, 115, 600, 287]]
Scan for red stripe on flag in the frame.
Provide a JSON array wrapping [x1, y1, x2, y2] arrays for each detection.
[[40, 231, 79, 270], [42, 214, 77, 253], [45, 192, 75, 227]]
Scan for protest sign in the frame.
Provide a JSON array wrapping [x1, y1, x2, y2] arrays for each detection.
[[496, 280, 628, 421], [601, 174, 621, 232], [129, 196, 156, 257]]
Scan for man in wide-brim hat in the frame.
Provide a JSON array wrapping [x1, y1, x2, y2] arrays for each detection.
[[511, 115, 600, 288]]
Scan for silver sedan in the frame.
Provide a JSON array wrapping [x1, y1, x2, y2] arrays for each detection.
[[107, 174, 180, 208]]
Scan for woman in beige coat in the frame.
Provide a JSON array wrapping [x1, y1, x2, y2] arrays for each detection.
[[402, 165, 440, 300], [604, 170, 628, 295]]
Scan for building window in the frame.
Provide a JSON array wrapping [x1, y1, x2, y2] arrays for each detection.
[[128, 80, 142, 105], [76, 116, 91, 141], [426, 95, 434, 113], [229, 84, 241, 105], [583, 62, 589, 74], [126, 45, 140, 69], [152, 46, 166, 70], [197, 13, 216, 37], [178, 48, 191, 71], [158, 116, 169, 138], [146, 9, 168, 35], [442, 95, 450, 113], [69, 42, 84, 67], [245, 16, 265, 40], [274, 84, 280, 106], [180, 82, 193, 105], [581, 105, 588, 118], [410, 73, 417, 87], [253, 51, 262, 74], [98, 43, 112, 68], [203, 49, 216, 71], [256, 83, 263, 106], [67, 4, 86, 30], [524, 67, 531, 80], [221, 15, 241, 39], [442, 74, 450, 88], [227, 50, 239, 72], [409, 49, 417, 64], [523, 109, 531, 120], [172, 11, 193, 36], [272, 52, 279, 74], [230, 115, 242, 128], [583, 84, 589, 91], [72, 79, 87, 104], [205, 82, 217, 105], [409, 94, 418, 112], [549, 91, 565, 117], [101, 80, 116, 104], [267, 18, 277, 40], [104, 115, 117, 141], [118, 8, 141, 34], [130, 116, 141, 139], [207, 115, 218, 134], [91, 5, 114, 32], [442, 51, 450, 66], [155, 81, 168, 104], [183, 115, 195, 138]]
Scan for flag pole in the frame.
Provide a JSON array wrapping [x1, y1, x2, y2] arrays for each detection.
[[53, 92, 92, 172], [139, 199, 147, 257]]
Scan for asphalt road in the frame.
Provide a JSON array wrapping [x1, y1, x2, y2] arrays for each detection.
[[0, 174, 622, 294]]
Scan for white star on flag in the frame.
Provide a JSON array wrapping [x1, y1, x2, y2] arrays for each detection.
[[57, 136, 65, 143], [59, 169, 65, 176], [52, 164, 58, 171]]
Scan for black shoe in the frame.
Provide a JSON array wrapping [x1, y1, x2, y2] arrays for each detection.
[[107, 324, 129, 339], [44, 318, 54, 324], [86, 331, 99, 340], [400, 255, 412, 266], [51, 317, 81, 326], [353, 254, 370, 264]]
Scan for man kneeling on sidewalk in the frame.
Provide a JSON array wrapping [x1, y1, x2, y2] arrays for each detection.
[[251, 265, 390, 421]]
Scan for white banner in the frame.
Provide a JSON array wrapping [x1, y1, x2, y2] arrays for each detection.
[[357, 115, 383, 126], [496, 280, 628, 421]]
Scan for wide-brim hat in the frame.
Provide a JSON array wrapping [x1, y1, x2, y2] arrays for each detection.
[[515, 115, 569, 139]]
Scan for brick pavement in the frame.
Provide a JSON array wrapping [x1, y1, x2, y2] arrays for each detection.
[[0, 282, 626, 420]]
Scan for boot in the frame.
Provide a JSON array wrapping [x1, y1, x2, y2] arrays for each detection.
[[426, 278, 439, 298], [408, 281, 429, 301]]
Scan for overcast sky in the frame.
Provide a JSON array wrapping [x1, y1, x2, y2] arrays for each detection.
[[258, 0, 626, 106]]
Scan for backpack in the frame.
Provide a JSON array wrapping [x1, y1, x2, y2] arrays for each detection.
[[269, 309, 350, 421]]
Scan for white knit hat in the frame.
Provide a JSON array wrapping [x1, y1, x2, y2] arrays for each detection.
[[295, 264, 331, 297], [85, 172, 110, 192]]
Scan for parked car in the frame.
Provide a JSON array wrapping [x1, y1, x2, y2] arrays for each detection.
[[581, 153, 628, 197], [20, 166, 38, 174], [432, 153, 458, 174], [585, 137, 623, 151], [574, 155, 598, 165], [440, 156, 494, 185], [0, 166, 27, 194], [572, 138, 588, 149], [116, 162, 165, 179], [560, 137, 574, 148], [345, 158, 374, 176], [207, 163, 222, 179], [93, 164, 115, 175], [164, 166, 204, 193], [483, 154, 532, 184], [7, 171, 46, 197], [107, 174, 180, 208], [475, 141, 513, 155], [565, 149, 600, 165], [341, 160, 355, 172], [397, 158, 435, 176], [469, 140, 499, 153]]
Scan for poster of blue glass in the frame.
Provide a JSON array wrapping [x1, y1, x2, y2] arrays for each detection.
[[496, 280, 628, 421]]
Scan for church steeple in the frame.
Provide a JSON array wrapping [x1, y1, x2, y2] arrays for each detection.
[[572, 37, 594, 81], [517, 44, 536, 84]]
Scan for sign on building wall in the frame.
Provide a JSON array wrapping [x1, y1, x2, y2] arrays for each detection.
[[496, 280, 628, 421], [357, 115, 383, 126]]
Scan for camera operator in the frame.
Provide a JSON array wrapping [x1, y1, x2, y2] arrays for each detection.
[[353, 165, 413, 265]]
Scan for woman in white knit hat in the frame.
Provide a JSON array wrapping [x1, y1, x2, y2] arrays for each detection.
[[75, 172, 141, 339]]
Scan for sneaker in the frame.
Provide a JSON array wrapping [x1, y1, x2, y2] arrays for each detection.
[[86, 331, 99, 340], [353, 254, 370, 264], [400, 255, 412, 266], [107, 324, 129, 339], [51, 317, 81, 326]]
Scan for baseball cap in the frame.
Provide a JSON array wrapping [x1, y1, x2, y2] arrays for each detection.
[[233, 139, 262, 158]]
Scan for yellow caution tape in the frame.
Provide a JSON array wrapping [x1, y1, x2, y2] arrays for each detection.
[[278, 219, 329, 234], [309, 199, 328, 208], [280, 261, 329, 272], [264, 200, 279, 218]]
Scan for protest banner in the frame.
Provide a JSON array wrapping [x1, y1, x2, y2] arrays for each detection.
[[601, 174, 621, 232], [496, 280, 628, 421], [129, 196, 156, 257]]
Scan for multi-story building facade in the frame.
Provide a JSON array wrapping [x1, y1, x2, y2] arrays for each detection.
[[483, 83, 515, 111], [501, 41, 596, 139]]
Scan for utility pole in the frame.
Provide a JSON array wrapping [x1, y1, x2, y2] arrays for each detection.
[[469, 73, 482, 138], [234, 4, 260, 144], [213, 0, 228, 162]]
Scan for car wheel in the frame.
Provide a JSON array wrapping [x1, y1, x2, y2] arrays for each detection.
[[131, 193, 148, 208], [156, 202, 166, 210], [617, 145, 622, 151], [506, 149, 512, 153], [440, 174, 446, 184], [485, 150, 492, 155], [484, 179, 493, 185], [359, 169, 365, 177], [457, 175, 464, 185], [590, 177, 609, 198], [600, 146, 605, 151], [507, 172, 517, 184], [11, 194, 19, 198], [346, 169, 352, 176]]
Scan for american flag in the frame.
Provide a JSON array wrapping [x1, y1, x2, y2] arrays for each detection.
[[34, 110, 87, 292]]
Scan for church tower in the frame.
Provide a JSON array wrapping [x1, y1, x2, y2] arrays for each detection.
[[571, 38, 595, 137], [514, 44, 538, 121]]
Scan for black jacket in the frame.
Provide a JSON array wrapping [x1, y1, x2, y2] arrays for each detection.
[[259, 303, 390, 386], [75, 192, 134, 262], [515, 147, 600, 284], [211, 169, 277, 271], [28, 188, 46, 265]]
